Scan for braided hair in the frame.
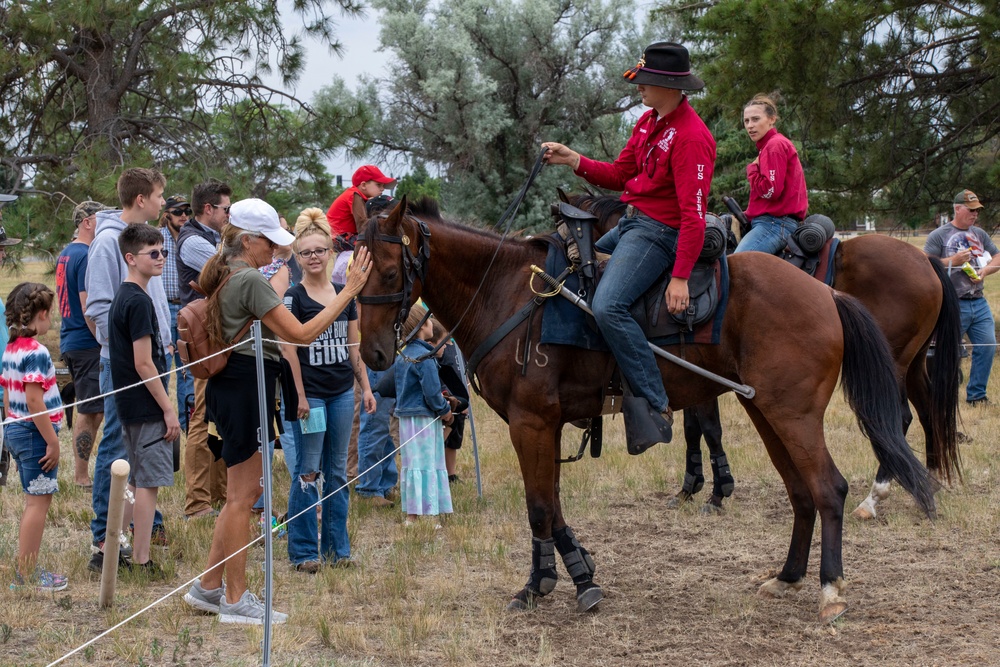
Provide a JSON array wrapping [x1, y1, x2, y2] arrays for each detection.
[[5, 282, 55, 342]]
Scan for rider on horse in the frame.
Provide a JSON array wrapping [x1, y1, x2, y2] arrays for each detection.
[[733, 93, 809, 255], [542, 42, 716, 452]]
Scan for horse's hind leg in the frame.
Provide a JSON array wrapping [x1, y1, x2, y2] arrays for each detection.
[[667, 407, 707, 508], [740, 398, 849, 622], [700, 398, 733, 513]]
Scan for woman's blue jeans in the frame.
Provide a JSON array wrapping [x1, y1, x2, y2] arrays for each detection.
[[592, 215, 678, 412], [287, 390, 354, 564], [734, 214, 798, 255]]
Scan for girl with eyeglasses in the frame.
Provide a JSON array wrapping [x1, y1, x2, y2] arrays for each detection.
[[281, 207, 376, 573]]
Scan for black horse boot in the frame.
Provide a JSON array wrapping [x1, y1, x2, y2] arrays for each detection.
[[622, 395, 673, 455]]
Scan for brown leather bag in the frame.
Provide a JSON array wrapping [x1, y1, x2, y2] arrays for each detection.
[[176, 269, 253, 380]]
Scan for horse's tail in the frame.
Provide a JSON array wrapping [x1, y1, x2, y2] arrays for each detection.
[[923, 256, 963, 483], [834, 292, 936, 517]]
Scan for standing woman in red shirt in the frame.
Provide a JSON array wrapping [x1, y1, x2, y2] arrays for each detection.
[[543, 42, 716, 454], [734, 93, 809, 254]]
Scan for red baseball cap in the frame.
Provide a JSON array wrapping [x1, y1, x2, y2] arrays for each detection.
[[352, 165, 397, 188]]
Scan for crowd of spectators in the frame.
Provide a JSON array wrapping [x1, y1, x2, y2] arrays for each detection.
[[1, 165, 468, 625]]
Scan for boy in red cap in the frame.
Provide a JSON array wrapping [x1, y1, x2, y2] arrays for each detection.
[[326, 165, 396, 285]]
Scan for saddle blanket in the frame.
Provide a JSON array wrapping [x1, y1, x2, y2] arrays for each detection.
[[816, 237, 840, 286], [539, 239, 729, 352]]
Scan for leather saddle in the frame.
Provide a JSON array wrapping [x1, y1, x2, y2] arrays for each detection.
[[556, 203, 720, 339]]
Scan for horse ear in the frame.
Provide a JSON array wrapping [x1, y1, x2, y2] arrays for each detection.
[[352, 193, 367, 228], [583, 185, 599, 197], [385, 194, 408, 232], [556, 187, 571, 204]]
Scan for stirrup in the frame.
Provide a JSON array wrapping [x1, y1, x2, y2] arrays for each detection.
[[622, 396, 672, 455]]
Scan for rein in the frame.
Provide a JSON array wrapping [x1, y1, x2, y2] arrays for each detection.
[[363, 147, 550, 364]]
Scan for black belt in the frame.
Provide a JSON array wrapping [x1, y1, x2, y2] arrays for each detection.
[[959, 295, 982, 300], [168, 299, 181, 304]]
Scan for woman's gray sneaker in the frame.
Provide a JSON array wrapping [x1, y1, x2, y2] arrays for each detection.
[[218, 590, 288, 625], [183, 578, 226, 614]]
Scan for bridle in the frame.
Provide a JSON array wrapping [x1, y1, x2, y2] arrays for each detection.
[[357, 216, 432, 354]]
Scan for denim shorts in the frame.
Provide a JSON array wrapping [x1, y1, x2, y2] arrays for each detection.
[[3, 420, 60, 495]]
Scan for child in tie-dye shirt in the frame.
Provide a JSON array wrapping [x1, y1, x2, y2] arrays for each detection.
[[1, 282, 67, 592]]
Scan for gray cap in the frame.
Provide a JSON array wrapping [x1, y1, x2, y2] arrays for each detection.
[[0, 193, 17, 204]]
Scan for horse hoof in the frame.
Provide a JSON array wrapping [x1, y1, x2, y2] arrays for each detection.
[[507, 588, 537, 612], [819, 601, 848, 624], [576, 584, 603, 612], [666, 492, 692, 509], [851, 505, 875, 521], [757, 577, 804, 599], [700, 501, 723, 515]]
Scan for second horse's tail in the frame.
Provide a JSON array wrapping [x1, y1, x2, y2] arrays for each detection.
[[834, 292, 936, 517], [924, 256, 962, 482]]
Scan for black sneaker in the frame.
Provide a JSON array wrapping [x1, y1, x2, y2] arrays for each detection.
[[129, 560, 167, 579], [87, 548, 132, 574], [967, 397, 990, 407]]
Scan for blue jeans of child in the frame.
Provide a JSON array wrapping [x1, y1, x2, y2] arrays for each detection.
[[167, 302, 194, 432], [592, 215, 677, 412], [91, 360, 162, 546], [287, 390, 354, 564], [959, 297, 997, 402], [355, 368, 398, 498], [734, 214, 798, 255]]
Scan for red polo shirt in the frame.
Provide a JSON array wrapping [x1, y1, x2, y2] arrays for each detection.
[[745, 128, 808, 221], [574, 98, 716, 279], [326, 186, 367, 236]]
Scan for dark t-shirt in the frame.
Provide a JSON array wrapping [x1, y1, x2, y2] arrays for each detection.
[[283, 282, 356, 398], [56, 242, 99, 353], [110, 282, 167, 424]]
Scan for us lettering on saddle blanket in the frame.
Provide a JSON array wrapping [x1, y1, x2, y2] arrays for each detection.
[[356, 195, 937, 623]]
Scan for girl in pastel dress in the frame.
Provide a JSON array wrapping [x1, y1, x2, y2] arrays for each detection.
[[394, 306, 454, 527]]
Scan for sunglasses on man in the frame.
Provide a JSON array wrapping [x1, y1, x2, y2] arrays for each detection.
[[169, 208, 192, 217]]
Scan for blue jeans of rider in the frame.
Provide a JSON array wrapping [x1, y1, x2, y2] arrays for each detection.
[[355, 368, 398, 498], [167, 302, 194, 431], [287, 390, 354, 565], [592, 215, 678, 413], [734, 214, 798, 255], [91, 360, 162, 546], [959, 297, 996, 402]]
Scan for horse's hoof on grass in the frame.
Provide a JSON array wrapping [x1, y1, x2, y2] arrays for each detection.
[[666, 492, 692, 509], [819, 601, 848, 624], [576, 583, 603, 612], [507, 588, 537, 612], [851, 505, 875, 521], [757, 577, 804, 599], [700, 501, 723, 515]]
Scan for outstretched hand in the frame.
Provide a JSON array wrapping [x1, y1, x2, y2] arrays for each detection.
[[345, 246, 372, 297]]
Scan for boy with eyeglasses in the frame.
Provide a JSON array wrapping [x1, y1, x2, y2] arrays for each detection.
[[109, 223, 182, 576], [85, 167, 174, 572]]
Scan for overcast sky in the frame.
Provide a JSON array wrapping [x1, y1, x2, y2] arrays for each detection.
[[274, 3, 396, 182]]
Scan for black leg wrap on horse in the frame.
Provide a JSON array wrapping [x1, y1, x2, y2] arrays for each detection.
[[682, 449, 704, 495], [526, 537, 559, 596], [711, 454, 735, 498], [554, 526, 595, 585]]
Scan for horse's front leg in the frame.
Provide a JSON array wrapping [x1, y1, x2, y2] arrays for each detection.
[[552, 458, 603, 612], [666, 407, 706, 508], [506, 416, 562, 611]]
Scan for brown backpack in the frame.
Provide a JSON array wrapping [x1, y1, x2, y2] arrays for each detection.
[[176, 269, 254, 380]]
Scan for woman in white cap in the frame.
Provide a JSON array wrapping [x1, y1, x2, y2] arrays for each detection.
[[182, 198, 371, 625]]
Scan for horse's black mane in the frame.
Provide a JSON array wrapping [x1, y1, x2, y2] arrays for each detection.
[[569, 193, 626, 223]]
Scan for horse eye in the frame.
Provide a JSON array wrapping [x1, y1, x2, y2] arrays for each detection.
[[384, 268, 399, 282]]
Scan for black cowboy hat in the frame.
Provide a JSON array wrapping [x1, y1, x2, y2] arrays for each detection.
[[623, 42, 704, 91]]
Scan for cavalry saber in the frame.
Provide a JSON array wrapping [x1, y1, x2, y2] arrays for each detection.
[[529, 265, 756, 399]]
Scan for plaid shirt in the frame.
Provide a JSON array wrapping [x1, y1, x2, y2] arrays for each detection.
[[160, 227, 180, 302]]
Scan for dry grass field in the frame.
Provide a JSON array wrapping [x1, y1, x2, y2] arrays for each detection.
[[1, 243, 999, 667]]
